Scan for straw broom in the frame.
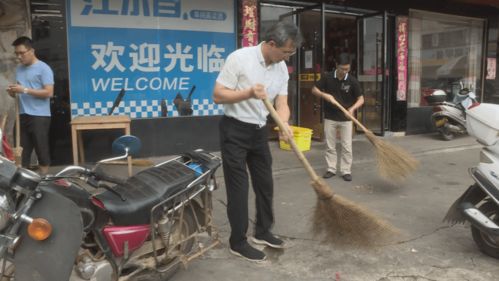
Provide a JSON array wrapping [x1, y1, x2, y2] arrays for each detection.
[[14, 95, 23, 167], [1, 115, 13, 161], [325, 96, 419, 182], [263, 99, 398, 246]]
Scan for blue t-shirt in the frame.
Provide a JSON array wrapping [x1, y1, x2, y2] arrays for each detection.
[[16, 60, 54, 116]]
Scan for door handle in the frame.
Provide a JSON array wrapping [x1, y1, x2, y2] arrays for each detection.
[[313, 103, 320, 112]]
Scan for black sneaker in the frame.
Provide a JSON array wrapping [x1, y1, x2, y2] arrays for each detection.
[[251, 232, 286, 249], [342, 174, 352, 181], [229, 242, 266, 262], [322, 171, 336, 179]]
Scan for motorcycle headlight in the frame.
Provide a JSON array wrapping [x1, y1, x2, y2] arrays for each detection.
[[0, 194, 13, 231], [13, 168, 41, 191]]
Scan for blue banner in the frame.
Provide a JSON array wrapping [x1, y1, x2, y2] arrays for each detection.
[[67, 0, 236, 118]]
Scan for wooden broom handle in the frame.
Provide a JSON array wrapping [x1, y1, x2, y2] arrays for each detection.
[[326, 95, 370, 133], [263, 99, 319, 182], [15, 96, 20, 148]]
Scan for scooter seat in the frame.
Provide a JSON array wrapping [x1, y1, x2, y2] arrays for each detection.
[[94, 161, 197, 225]]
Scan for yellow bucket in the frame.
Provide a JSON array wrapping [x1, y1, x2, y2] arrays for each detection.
[[275, 126, 313, 152]]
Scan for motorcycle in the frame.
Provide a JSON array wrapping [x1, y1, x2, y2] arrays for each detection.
[[444, 103, 499, 258], [0, 134, 221, 280], [425, 88, 478, 141]]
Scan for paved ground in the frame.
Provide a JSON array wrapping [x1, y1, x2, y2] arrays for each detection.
[[50, 132, 498, 281], [168, 133, 498, 281]]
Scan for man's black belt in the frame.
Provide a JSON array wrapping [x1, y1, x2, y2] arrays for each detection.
[[223, 116, 266, 130]]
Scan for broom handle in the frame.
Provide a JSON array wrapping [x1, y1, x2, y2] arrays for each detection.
[[263, 99, 320, 182], [15, 95, 20, 148], [326, 95, 371, 134]]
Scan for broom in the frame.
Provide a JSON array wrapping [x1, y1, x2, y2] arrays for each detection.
[[263, 99, 398, 246], [14, 96, 23, 167], [325, 95, 419, 182], [1, 115, 14, 161]]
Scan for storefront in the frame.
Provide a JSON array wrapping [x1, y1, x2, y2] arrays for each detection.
[[64, 0, 236, 162], [1, 0, 498, 165], [259, 0, 499, 138], [407, 10, 488, 133], [260, 3, 392, 139], [1, 0, 238, 164]]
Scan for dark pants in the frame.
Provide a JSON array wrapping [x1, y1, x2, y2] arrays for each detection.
[[219, 116, 274, 248], [20, 114, 51, 167]]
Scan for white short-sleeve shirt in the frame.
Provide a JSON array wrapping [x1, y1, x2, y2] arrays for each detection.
[[216, 43, 289, 126]]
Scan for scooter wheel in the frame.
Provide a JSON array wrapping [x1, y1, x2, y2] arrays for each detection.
[[438, 127, 455, 141], [471, 201, 499, 259]]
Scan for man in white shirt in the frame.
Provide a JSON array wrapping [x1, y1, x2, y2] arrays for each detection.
[[213, 21, 301, 262]]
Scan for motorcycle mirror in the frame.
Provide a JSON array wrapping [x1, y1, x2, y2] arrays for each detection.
[[112, 135, 141, 157]]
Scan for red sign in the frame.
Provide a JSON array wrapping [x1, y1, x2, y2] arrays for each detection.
[[241, 0, 258, 47], [396, 17, 408, 101]]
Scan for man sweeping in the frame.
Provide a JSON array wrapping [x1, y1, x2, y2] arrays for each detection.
[[311, 56, 364, 181], [213, 21, 301, 262]]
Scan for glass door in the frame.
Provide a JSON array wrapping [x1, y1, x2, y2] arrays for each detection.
[[357, 11, 389, 135], [280, 4, 324, 140]]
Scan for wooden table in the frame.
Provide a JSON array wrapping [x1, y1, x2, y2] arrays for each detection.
[[71, 115, 132, 176]]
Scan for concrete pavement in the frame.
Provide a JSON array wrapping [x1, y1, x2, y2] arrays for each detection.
[[168, 133, 497, 281], [49, 132, 497, 280]]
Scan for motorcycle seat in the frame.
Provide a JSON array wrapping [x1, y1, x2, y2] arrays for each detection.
[[94, 160, 197, 225]]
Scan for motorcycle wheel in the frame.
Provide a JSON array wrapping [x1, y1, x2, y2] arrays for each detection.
[[133, 206, 197, 281], [471, 201, 499, 259], [438, 127, 455, 141], [169, 206, 197, 254]]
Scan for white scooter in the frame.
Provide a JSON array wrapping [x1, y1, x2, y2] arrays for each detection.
[[444, 103, 499, 258], [426, 89, 477, 140]]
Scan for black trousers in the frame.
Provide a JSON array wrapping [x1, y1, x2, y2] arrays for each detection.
[[20, 114, 51, 167], [219, 116, 274, 248]]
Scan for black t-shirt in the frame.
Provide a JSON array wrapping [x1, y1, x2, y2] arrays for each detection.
[[315, 71, 362, 121]]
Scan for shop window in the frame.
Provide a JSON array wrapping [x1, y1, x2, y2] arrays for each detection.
[[408, 10, 484, 107]]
